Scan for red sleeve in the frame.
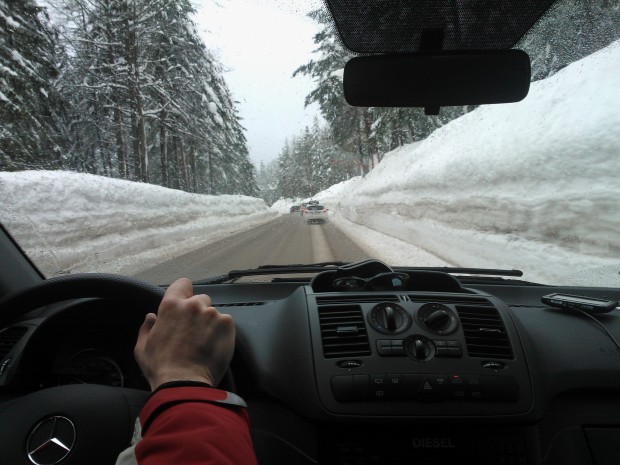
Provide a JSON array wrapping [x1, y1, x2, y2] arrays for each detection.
[[133, 387, 257, 465]]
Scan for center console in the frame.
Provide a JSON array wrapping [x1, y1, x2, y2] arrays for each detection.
[[307, 289, 532, 417]]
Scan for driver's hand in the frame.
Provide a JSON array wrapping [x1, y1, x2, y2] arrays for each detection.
[[134, 278, 235, 391]]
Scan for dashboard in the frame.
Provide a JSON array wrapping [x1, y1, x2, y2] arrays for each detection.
[[1, 270, 620, 465], [5, 301, 150, 392]]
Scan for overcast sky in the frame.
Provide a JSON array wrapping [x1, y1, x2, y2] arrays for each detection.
[[193, 0, 324, 166]]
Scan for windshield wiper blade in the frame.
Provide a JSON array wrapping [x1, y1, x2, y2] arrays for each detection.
[[456, 275, 545, 286], [393, 267, 543, 285], [392, 266, 524, 277], [256, 261, 349, 269], [193, 262, 349, 284], [194, 264, 524, 285]]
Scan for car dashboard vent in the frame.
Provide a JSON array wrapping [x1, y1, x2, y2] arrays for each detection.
[[214, 302, 265, 307], [0, 326, 28, 361], [456, 304, 514, 359], [318, 304, 371, 358], [316, 295, 399, 306], [409, 294, 488, 306]]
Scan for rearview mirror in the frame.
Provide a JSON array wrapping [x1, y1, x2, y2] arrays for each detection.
[[343, 50, 530, 108]]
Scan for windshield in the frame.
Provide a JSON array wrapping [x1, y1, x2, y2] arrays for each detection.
[[0, 0, 619, 287]]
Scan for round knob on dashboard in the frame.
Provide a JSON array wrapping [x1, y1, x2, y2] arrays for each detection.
[[404, 335, 435, 362], [368, 303, 411, 334], [424, 309, 451, 332], [417, 303, 458, 335]]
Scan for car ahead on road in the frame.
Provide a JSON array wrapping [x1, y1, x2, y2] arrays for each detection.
[[1, 1, 620, 465], [305, 204, 329, 224], [290, 205, 300, 213]]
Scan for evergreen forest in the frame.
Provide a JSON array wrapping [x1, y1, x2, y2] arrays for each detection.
[[2, 1, 619, 202]]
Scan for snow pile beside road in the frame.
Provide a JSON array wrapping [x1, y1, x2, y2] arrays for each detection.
[[0, 171, 276, 276], [312, 176, 363, 202], [270, 197, 301, 213], [319, 40, 620, 286]]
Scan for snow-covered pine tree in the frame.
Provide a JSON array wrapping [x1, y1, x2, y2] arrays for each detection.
[[1, 0, 63, 171]]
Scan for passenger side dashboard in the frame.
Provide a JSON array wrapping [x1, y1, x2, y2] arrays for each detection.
[[198, 278, 620, 465]]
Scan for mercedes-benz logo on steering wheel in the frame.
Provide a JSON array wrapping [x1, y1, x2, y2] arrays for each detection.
[[27, 416, 76, 465]]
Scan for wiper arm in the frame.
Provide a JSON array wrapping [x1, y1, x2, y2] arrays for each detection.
[[456, 276, 545, 286], [193, 261, 349, 284], [392, 266, 523, 277], [194, 264, 526, 285], [256, 261, 349, 269], [393, 266, 544, 285]]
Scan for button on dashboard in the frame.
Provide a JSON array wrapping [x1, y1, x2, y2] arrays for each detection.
[[391, 339, 405, 355], [434, 340, 463, 358], [386, 373, 402, 386], [448, 347, 463, 357], [353, 374, 370, 400], [376, 339, 392, 356], [371, 374, 386, 386], [331, 375, 353, 401], [376, 339, 406, 357], [331, 374, 518, 402], [402, 374, 424, 394]]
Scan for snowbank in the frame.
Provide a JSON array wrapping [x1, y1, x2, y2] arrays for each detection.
[[316, 40, 620, 286], [270, 197, 302, 214], [0, 171, 277, 276]]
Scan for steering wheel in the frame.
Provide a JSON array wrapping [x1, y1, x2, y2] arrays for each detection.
[[0, 274, 164, 465]]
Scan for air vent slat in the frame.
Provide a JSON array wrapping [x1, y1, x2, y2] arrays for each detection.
[[320, 314, 366, 320], [465, 338, 512, 346], [321, 324, 365, 330], [321, 339, 371, 348], [456, 305, 514, 360], [214, 302, 265, 307], [467, 343, 512, 351], [0, 326, 28, 360], [316, 295, 399, 305], [318, 305, 371, 358], [321, 326, 364, 333], [461, 318, 504, 330], [409, 294, 487, 305]]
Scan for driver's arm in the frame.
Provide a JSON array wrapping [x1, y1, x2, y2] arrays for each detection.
[[115, 278, 257, 465]]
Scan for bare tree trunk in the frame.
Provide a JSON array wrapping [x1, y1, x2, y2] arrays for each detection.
[[173, 134, 188, 191], [159, 110, 168, 187], [208, 151, 215, 194], [362, 109, 376, 169], [180, 140, 189, 191], [115, 106, 127, 179], [131, 110, 140, 180], [189, 147, 197, 193], [356, 124, 366, 176], [171, 134, 180, 189], [407, 119, 416, 146], [103, 8, 128, 179], [138, 106, 148, 182], [93, 89, 105, 175], [126, 4, 147, 182]]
